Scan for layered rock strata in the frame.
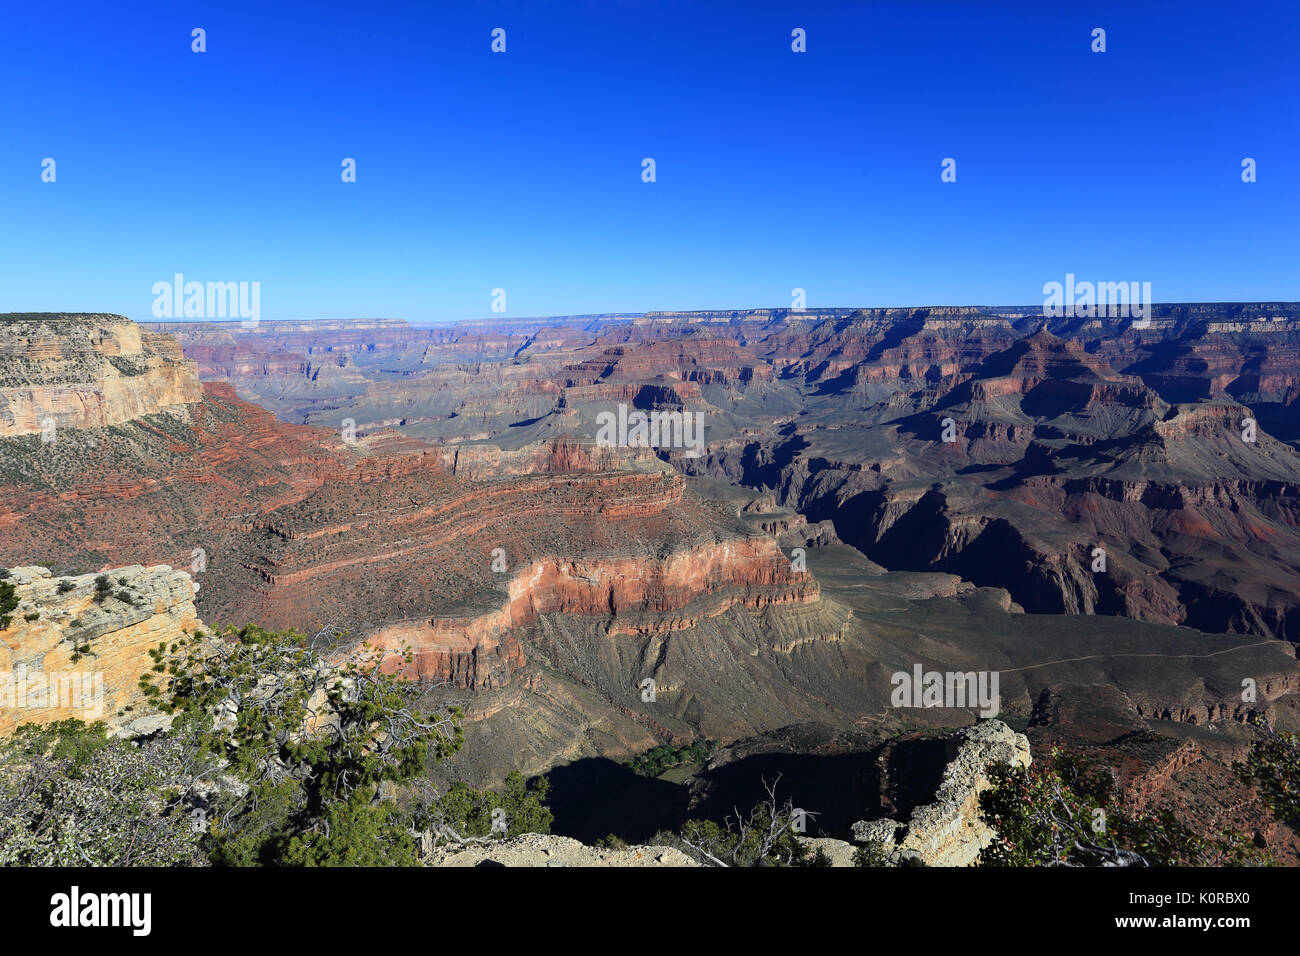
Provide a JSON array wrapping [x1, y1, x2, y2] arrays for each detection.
[[1, 314, 201, 438]]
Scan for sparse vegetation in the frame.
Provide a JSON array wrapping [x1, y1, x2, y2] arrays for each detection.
[[852, 839, 901, 867], [137, 623, 466, 866], [406, 770, 553, 846], [979, 747, 1269, 866], [656, 777, 824, 867], [0, 720, 205, 866], [0, 620, 565, 867], [1235, 718, 1300, 832], [106, 354, 148, 377], [625, 739, 714, 778]]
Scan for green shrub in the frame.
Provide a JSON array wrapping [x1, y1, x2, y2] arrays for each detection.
[[146, 624, 464, 866], [670, 781, 818, 867], [980, 747, 1267, 866], [626, 739, 714, 777], [0, 579, 17, 629], [1236, 720, 1300, 831], [0, 720, 204, 866], [410, 771, 552, 843]]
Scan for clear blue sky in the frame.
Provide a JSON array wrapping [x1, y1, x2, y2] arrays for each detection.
[[1, 0, 1296, 322]]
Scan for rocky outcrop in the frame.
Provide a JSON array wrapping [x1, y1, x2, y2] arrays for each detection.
[[422, 832, 698, 867], [795, 836, 858, 866], [0, 564, 200, 736], [852, 720, 1031, 867]]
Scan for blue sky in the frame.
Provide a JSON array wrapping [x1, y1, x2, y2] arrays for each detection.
[[1, 0, 1296, 323]]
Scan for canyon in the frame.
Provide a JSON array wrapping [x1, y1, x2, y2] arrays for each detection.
[[148, 307, 1300, 640], [5, 309, 1300, 858]]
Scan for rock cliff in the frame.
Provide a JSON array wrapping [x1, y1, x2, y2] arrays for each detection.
[[852, 720, 1031, 866], [0, 564, 200, 736], [0, 314, 202, 438]]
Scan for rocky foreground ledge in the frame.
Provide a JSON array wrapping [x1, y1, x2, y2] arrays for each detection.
[[852, 720, 1032, 866], [424, 833, 699, 867]]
